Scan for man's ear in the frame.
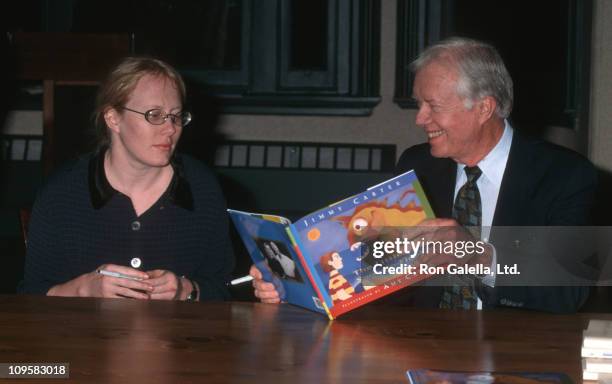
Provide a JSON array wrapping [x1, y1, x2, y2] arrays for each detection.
[[478, 96, 497, 124], [104, 107, 121, 134]]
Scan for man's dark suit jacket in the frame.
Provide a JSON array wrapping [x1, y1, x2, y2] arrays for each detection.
[[393, 131, 598, 313]]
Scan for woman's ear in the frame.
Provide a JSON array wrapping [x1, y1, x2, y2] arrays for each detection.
[[104, 108, 121, 134]]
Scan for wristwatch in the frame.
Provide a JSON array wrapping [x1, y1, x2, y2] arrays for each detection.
[[184, 277, 199, 302]]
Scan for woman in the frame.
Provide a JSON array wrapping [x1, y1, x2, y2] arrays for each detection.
[[19, 57, 234, 301]]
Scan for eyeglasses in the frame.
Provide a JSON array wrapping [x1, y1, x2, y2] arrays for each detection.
[[122, 107, 192, 127]]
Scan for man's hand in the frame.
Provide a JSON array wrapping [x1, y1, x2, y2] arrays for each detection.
[[249, 265, 281, 304], [409, 218, 492, 267]]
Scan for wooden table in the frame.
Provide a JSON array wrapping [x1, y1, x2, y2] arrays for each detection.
[[0, 295, 605, 383]]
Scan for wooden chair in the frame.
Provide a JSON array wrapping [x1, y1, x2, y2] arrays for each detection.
[[12, 32, 132, 173]]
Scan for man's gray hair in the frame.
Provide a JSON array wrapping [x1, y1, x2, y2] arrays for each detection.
[[411, 37, 513, 118]]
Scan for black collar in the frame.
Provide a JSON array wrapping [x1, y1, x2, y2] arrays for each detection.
[[88, 148, 194, 211]]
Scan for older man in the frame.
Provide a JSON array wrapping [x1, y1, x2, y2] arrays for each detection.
[[252, 37, 597, 313]]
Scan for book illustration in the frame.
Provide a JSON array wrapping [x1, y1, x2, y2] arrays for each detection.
[[320, 251, 355, 304], [406, 369, 572, 384], [255, 238, 303, 283], [333, 190, 427, 267], [294, 173, 433, 297], [229, 170, 435, 318]]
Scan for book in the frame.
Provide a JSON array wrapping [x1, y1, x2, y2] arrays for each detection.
[[584, 357, 612, 374], [583, 359, 612, 381], [406, 369, 573, 384], [582, 345, 612, 359], [584, 320, 612, 349], [583, 369, 597, 381], [228, 170, 435, 319], [583, 369, 612, 382]]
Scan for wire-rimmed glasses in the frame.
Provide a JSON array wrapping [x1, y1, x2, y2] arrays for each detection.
[[122, 107, 192, 127]]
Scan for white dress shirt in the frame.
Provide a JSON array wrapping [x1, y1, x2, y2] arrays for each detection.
[[454, 120, 513, 308]]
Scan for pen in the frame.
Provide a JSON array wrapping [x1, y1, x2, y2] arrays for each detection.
[[229, 275, 254, 286], [98, 269, 143, 281]]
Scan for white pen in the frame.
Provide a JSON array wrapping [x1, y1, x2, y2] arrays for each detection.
[[229, 275, 254, 286], [98, 269, 143, 281]]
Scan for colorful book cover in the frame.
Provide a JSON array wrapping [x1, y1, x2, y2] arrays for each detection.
[[228, 170, 435, 319], [228, 210, 329, 315], [406, 369, 573, 384]]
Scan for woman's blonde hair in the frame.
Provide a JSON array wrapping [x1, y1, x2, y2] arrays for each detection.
[[93, 57, 186, 148]]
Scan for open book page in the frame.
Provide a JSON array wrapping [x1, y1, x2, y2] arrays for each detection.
[[291, 170, 435, 318], [228, 209, 328, 315]]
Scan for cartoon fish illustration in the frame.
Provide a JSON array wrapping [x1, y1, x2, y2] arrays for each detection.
[[334, 190, 427, 265]]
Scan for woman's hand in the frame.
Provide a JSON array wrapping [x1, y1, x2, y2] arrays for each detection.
[[146, 270, 192, 300], [250, 265, 281, 304], [47, 264, 152, 299]]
